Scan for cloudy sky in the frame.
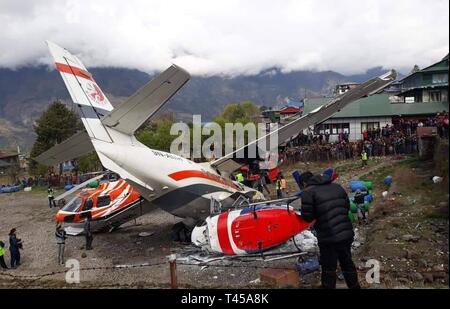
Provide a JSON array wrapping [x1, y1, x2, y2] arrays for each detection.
[[0, 0, 448, 76]]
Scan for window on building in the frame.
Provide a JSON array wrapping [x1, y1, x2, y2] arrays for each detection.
[[429, 91, 442, 102], [405, 97, 415, 103], [315, 124, 329, 134], [361, 122, 380, 133], [316, 123, 349, 135], [432, 73, 448, 84]]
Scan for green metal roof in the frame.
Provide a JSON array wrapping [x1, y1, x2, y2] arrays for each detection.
[[303, 94, 449, 118]]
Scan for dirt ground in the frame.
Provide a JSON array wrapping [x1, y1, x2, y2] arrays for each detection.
[[0, 155, 448, 288]]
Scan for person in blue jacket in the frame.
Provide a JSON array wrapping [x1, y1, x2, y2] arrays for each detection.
[[9, 229, 22, 268]]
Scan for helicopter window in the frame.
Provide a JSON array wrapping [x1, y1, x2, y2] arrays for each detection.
[[84, 198, 94, 210], [61, 197, 83, 212], [97, 195, 111, 208]]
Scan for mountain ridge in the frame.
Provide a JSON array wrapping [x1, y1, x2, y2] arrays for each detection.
[[0, 65, 397, 150]]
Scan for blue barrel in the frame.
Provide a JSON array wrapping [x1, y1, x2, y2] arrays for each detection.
[[364, 193, 373, 203], [64, 184, 75, 191], [384, 176, 393, 186], [1, 186, 20, 193], [350, 180, 367, 192]]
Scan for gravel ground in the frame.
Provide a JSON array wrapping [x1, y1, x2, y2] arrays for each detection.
[[0, 190, 312, 288], [2, 156, 443, 289]]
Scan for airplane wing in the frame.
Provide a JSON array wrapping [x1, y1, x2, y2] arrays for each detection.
[[34, 130, 94, 166], [211, 70, 397, 175], [54, 173, 106, 202], [101, 65, 191, 135]]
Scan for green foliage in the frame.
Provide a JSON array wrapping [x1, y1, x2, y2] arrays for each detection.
[[136, 118, 177, 152], [29, 100, 81, 175], [76, 152, 102, 173], [214, 100, 260, 125], [213, 101, 260, 152]]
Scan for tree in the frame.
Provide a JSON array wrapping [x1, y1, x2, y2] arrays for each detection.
[[136, 117, 177, 152], [213, 101, 260, 156], [76, 152, 102, 173], [29, 100, 82, 175], [214, 100, 260, 125], [410, 65, 420, 74]]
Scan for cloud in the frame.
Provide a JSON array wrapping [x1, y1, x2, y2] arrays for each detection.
[[0, 0, 448, 76]]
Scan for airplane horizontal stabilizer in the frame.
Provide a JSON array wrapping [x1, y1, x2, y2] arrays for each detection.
[[101, 65, 190, 135], [34, 131, 94, 166]]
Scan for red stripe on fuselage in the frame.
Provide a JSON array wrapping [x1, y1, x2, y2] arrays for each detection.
[[168, 170, 240, 191], [55, 62, 93, 81], [217, 212, 234, 255]]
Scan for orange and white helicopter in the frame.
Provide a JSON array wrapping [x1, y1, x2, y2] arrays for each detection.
[[54, 174, 152, 234], [36, 42, 396, 247]]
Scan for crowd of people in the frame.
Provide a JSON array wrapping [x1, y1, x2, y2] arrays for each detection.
[[1, 172, 99, 190], [280, 113, 448, 164]]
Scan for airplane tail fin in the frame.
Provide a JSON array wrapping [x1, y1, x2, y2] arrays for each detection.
[[42, 41, 189, 193], [46, 41, 113, 143]]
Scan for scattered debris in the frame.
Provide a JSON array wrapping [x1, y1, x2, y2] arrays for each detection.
[[138, 232, 154, 237], [264, 252, 306, 262], [293, 230, 318, 252], [249, 278, 261, 284], [432, 176, 443, 184], [401, 234, 421, 242]]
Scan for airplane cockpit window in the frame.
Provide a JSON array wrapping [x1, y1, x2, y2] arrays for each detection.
[[97, 195, 111, 208], [61, 197, 83, 212]]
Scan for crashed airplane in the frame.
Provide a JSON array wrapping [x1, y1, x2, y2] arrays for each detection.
[[36, 41, 396, 254]]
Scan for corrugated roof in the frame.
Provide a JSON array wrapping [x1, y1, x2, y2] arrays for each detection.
[[0, 151, 19, 159], [303, 94, 449, 118], [280, 106, 301, 114]]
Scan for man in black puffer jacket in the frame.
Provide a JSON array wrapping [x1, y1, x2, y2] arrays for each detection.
[[300, 171, 360, 289]]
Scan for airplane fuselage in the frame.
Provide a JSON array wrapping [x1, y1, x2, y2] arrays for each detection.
[[94, 130, 250, 219]]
